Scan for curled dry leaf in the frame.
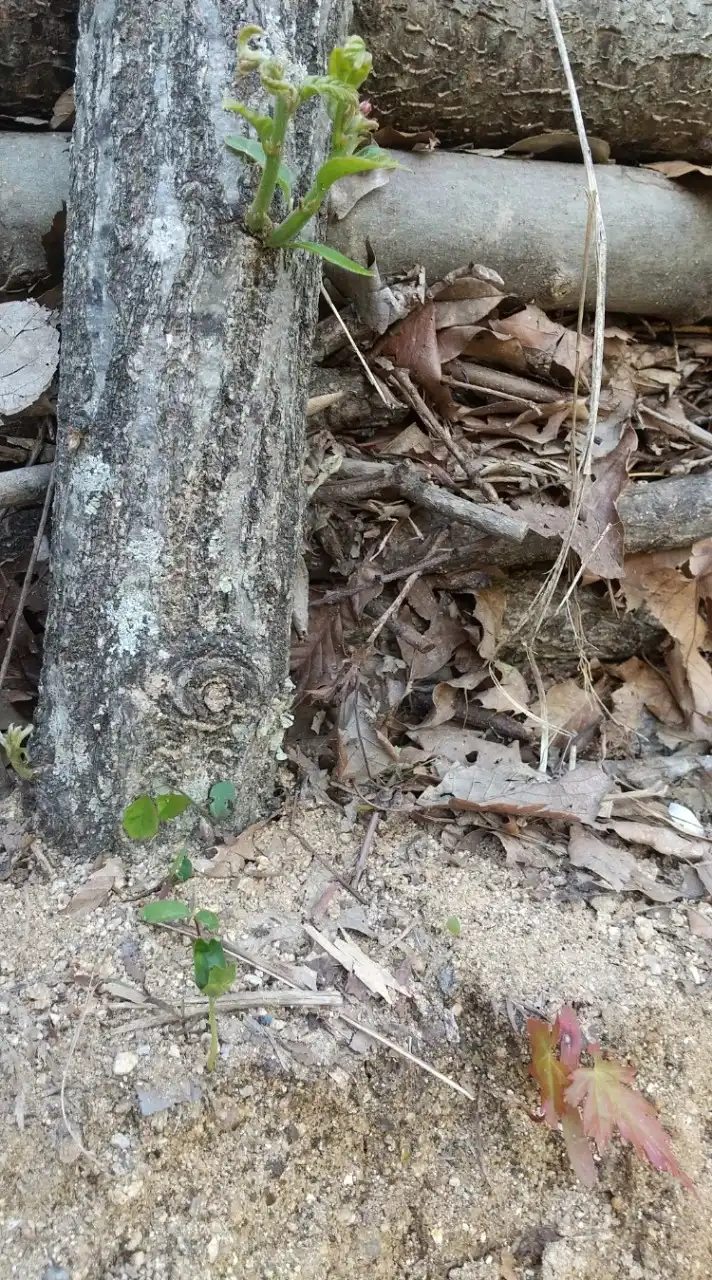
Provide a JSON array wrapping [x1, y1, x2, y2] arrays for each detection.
[[335, 687, 399, 783], [608, 657, 683, 731], [533, 678, 600, 745], [605, 818, 710, 864], [621, 556, 712, 721], [66, 857, 125, 917], [568, 825, 678, 903], [419, 758, 611, 825]]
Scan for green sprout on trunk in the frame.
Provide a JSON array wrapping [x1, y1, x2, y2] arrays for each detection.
[[225, 29, 398, 274]]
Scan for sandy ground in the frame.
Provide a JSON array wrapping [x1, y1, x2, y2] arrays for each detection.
[[0, 797, 710, 1280]]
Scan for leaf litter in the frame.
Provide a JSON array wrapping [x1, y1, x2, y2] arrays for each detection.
[[291, 255, 712, 922]]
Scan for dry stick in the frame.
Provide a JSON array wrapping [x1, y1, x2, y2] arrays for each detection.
[[365, 570, 420, 647], [391, 367, 494, 495], [60, 963, 102, 1167], [337, 1011, 476, 1103], [391, 462, 527, 542], [523, 0, 608, 642], [351, 810, 380, 888], [638, 403, 712, 452], [0, 465, 55, 697], [319, 284, 389, 405], [290, 819, 370, 905], [113, 989, 345, 1033]]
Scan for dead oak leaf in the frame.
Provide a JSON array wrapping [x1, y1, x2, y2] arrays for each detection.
[[568, 825, 678, 902], [418, 759, 611, 825]]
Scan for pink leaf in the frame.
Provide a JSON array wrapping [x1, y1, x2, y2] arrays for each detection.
[[565, 1050, 694, 1190], [561, 1107, 598, 1189]]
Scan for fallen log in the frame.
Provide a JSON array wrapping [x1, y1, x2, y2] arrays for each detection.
[[328, 152, 712, 321], [4, 0, 712, 162], [5, 136, 712, 320], [356, 0, 712, 162]]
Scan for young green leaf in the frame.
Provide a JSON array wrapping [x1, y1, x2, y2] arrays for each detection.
[[288, 241, 373, 276], [223, 100, 273, 144], [565, 1049, 694, 1190], [208, 780, 236, 821], [0, 723, 35, 780], [195, 908, 220, 933], [225, 135, 295, 197], [155, 791, 192, 822], [445, 916, 461, 937], [140, 899, 191, 924], [225, 134, 267, 166], [315, 152, 399, 190], [170, 850, 193, 884], [193, 936, 234, 992], [202, 962, 237, 1000], [123, 794, 159, 841]]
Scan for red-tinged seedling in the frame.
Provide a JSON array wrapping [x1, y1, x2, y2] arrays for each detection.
[[527, 1005, 693, 1191]]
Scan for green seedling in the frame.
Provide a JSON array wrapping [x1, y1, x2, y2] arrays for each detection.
[[170, 849, 193, 884], [226, 28, 399, 273], [123, 790, 191, 840], [208, 779, 236, 822], [445, 916, 462, 937], [0, 723, 35, 780], [141, 899, 236, 1071]]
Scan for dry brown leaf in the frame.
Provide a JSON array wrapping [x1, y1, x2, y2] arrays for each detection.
[[335, 688, 399, 782], [398, 614, 467, 681], [644, 160, 712, 180], [489, 304, 592, 382], [621, 559, 712, 720], [506, 130, 610, 164], [605, 818, 710, 863], [377, 423, 433, 456], [473, 586, 506, 660], [377, 301, 452, 413], [304, 923, 409, 1004], [534, 679, 600, 743], [568, 826, 678, 902], [608, 657, 683, 730], [0, 301, 60, 415], [66, 858, 124, 917], [199, 820, 267, 877], [291, 605, 347, 702], [374, 126, 439, 151], [418, 759, 611, 825], [475, 661, 530, 712], [408, 724, 492, 764], [687, 907, 712, 940]]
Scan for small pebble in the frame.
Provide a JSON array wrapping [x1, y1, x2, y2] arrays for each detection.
[[113, 1051, 139, 1076], [634, 916, 656, 945]]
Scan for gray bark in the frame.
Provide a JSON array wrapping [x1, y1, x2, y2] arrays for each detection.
[[5, 1, 712, 162], [327, 152, 712, 321], [355, 0, 712, 163], [35, 0, 347, 855], [6, 135, 712, 320]]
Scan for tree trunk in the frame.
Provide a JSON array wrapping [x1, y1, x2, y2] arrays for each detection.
[[5, 1, 712, 161], [35, 0, 347, 855]]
